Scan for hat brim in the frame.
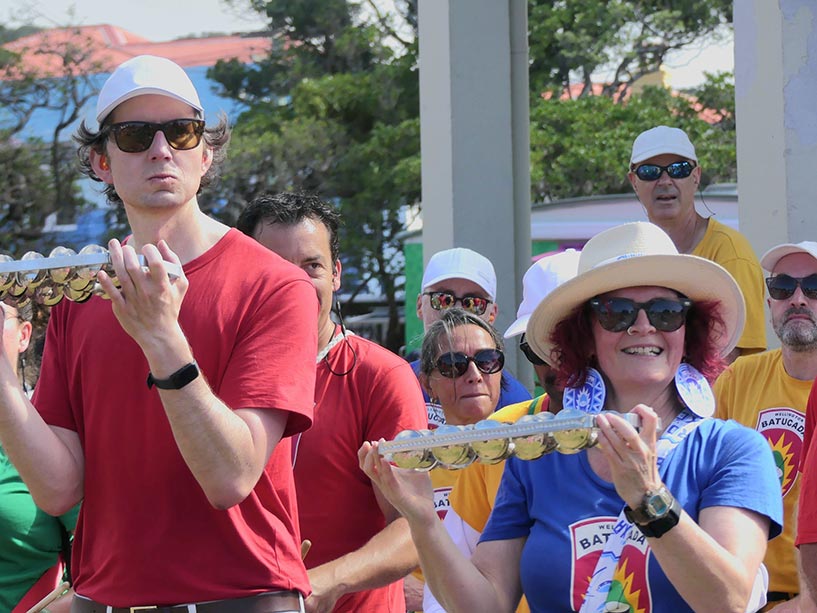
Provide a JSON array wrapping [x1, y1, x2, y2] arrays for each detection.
[[525, 254, 745, 364], [503, 315, 529, 339], [97, 87, 204, 123], [760, 244, 817, 272]]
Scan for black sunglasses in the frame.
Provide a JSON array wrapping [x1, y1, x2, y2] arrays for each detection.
[[766, 274, 817, 301], [106, 118, 205, 153], [435, 349, 504, 379], [519, 335, 546, 366], [588, 296, 692, 333], [424, 291, 491, 316], [633, 161, 696, 182]]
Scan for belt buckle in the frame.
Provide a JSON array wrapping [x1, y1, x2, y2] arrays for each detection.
[[130, 608, 158, 612]]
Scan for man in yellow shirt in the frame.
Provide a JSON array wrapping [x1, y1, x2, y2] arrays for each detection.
[[422, 250, 579, 613], [715, 240, 817, 611], [628, 126, 766, 361]]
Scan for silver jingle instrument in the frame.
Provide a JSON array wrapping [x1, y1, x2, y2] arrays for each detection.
[[379, 411, 648, 471], [0, 247, 183, 306]]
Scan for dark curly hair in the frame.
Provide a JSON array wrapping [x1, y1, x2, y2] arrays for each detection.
[[550, 294, 727, 388], [74, 110, 230, 206], [236, 192, 342, 265]]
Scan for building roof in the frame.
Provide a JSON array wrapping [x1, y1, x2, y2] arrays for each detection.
[[3, 24, 271, 77]]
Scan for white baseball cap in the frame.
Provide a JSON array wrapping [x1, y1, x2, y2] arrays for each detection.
[[630, 126, 697, 166], [422, 248, 497, 301], [504, 249, 581, 338], [760, 241, 817, 272], [96, 55, 203, 123]]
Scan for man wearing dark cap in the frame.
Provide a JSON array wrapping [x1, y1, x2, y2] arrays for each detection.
[[0, 55, 316, 611], [628, 125, 766, 361]]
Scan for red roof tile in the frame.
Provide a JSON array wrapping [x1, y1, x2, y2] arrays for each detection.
[[3, 24, 271, 77]]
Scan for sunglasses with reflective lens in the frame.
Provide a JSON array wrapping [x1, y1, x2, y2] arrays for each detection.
[[633, 161, 696, 182], [107, 119, 206, 153], [588, 296, 693, 333], [424, 291, 491, 316], [435, 349, 504, 378], [766, 274, 817, 300], [519, 335, 546, 366]]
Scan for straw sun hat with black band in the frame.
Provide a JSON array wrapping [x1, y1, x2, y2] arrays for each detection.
[[525, 222, 746, 366]]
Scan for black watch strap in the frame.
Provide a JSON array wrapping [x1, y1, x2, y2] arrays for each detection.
[[147, 362, 200, 390], [629, 495, 681, 538]]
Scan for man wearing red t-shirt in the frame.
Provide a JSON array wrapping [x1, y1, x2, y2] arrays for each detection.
[[0, 55, 317, 611], [238, 192, 427, 613]]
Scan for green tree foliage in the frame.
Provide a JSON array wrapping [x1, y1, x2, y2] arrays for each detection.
[[0, 26, 100, 253], [529, 0, 732, 98], [210, 0, 419, 351]]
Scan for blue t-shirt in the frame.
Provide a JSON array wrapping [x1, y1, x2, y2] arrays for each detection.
[[481, 418, 783, 613], [410, 359, 531, 428]]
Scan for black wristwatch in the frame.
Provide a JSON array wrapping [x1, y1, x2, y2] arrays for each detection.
[[623, 486, 681, 538], [147, 362, 200, 390]]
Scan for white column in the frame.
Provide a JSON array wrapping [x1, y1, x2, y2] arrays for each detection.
[[418, 0, 532, 388]]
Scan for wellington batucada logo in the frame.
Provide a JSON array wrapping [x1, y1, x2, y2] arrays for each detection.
[[756, 407, 804, 497], [570, 517, 652, 612]]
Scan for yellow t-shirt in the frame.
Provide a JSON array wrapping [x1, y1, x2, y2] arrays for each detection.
[[444, 395, 549, 613], [714, 348, 811, 593], [693, 217, 767, 354]]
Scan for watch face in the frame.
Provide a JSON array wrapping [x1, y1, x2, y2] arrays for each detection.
[[645, 489, 672, 518]]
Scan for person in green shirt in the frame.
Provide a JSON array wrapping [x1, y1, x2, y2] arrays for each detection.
[[0, 299, 78, 612]]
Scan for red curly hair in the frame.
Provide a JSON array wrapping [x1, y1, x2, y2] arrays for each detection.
[[550, 294, 728, 389]]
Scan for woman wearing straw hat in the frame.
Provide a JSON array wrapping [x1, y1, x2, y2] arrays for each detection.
[[360, 222, 782, 612]]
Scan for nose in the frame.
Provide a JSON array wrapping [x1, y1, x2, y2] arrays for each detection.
[[655, 168, 673, 185], [463, 359, 484, 383], [790, 284, 809, 306], [148, 129, 173, 159], [627, 308, 655, 334]]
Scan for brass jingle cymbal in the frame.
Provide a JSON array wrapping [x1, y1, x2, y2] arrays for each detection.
[[430, 424, 476, 469], [470, 420, 514, 464], [386, 429, 438, 471], [553, 409, 599, 454], [74, 244, 108, 282], [67, 277, 94, 292], [6, 282, 28, 299], [47, 247, 77, 284], [511, 413, 559, 460], [16, 252, 47, 289], [0, 254, 15, 291], [63, 284, 93, 303], [33, 284, 65, 307]]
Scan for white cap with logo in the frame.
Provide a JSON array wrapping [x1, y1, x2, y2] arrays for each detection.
[[422, 248, 497, 301], [630, 125, 697, 166], [504, 249, 581, 338], [760, 241, 817, 272], [96, 55, 203, 123]]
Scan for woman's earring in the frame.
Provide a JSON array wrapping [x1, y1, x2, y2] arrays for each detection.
[[562, 367, 606, 414], [674, 363, 715, 418]]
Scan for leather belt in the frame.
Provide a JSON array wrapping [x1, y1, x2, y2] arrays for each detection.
[[72, 591, 302, 613]]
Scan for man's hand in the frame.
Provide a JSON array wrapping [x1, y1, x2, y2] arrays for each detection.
[[304, 564, 344, 613]]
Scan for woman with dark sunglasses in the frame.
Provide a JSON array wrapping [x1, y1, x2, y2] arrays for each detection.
[[361, 222, 782, 613], [404, 308, 506, 606], [417, 308, 506, 428]]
